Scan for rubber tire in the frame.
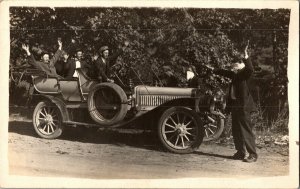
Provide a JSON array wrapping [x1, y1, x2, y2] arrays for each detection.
[[157, 107, 204, 154], [88, 83, 128, 126], [203, 116, 225, 142], [33, 101, 64, 139]]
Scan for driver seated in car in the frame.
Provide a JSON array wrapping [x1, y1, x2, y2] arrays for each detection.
[[94, 41, 129, 83]]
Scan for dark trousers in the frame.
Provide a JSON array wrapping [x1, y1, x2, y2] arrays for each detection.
[[231, 106, 257, 155]]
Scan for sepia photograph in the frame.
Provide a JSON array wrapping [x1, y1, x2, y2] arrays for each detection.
[[0, 0, 299, 188]]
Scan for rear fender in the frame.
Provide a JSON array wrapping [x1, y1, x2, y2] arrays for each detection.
[[32, 94, 70, 122]]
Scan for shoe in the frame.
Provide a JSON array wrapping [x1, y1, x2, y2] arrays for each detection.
[[231, 151, 245, 160], [243, 154, 258, 163]]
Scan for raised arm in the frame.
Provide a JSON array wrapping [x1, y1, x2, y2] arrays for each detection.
[[213, 68, 235, 79], [235, 57, 254, 80], [234, 44, 254, 80], [204, 64, 235, 79], [51, 39, 63, 66], [22, 44, 38, 68], [213, 44, 253, 80]]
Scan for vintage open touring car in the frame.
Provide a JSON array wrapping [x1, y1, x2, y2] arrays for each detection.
[[10, 66, 226, 154]]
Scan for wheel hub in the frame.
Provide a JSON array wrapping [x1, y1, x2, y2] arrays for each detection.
[[176, 124, 187, 136], [45, 115, 53, 124]]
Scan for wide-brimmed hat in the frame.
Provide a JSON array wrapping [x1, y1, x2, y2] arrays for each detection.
[[99, 46, 109, 53]]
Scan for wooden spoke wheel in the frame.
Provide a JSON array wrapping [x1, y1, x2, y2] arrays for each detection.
[[202, 113, 225, 141], [33, 101, 64, 139], [158, 107, 204, 154]]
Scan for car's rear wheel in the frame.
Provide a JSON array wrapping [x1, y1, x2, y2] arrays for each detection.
[[158, 107, 204, 154], [33, 101, 64, 139]]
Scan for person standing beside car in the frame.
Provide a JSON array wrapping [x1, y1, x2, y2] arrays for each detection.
[[208, 44, 258, 163], [21, 39, 63, 78]]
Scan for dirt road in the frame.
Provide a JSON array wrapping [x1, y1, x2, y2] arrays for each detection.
[[7, 117, 289, 180]]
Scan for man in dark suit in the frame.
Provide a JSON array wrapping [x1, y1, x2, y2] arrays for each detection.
[[210, 47, 258, 163], [65, 48, 90, 79], [55, 50, 69, 78], [93, 46, 120, 82], [22, 39, 63, 78], [94, 42, 129, 82]]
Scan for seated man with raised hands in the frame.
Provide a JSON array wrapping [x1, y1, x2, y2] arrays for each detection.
[[22, 39, 63, 78]]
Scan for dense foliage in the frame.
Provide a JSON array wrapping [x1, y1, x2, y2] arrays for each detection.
[[9, 7, 290, 128]]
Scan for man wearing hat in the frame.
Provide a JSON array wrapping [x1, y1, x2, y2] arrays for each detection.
[[65, 47, 90, 79], [209, 45, 258, 163], [94, 42, 129, 82], [22, 39, 63, 78]]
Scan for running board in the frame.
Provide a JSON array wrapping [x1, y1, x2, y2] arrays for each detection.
[[64, 121, 100, 128], [64, 116, 141, 129]]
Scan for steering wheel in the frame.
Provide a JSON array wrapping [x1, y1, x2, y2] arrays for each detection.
[[111, 62, 123, 72]]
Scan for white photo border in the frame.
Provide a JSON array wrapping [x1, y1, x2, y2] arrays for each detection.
[[0, 0, 298, 188]]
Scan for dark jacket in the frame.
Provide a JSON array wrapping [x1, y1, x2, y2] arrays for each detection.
[[65, 58, 90, 79], [55, 59, 67, 77], [28, 49, 62, 78], [94, 50, 122, 82], [213, 58, 257, 112]]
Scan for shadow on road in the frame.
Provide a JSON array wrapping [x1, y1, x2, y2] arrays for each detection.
[[193, 151, 233, 159], [9, 121, 239, 159], [9, 121, 36, 137], [8, 120, 161, 152]]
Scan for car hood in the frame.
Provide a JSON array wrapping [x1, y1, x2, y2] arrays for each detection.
[[135, 85, 196, 96]]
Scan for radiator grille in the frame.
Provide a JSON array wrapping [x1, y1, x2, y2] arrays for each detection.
[[140, 95, 188, 106]]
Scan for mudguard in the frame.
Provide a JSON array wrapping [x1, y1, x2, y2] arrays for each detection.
[[34, 94, 70, 122]]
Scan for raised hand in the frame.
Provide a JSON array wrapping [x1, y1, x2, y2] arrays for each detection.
[[21, 44, 29, 52], [22, 44, 31, 56], [244, 40, 249, 59], [58, 39, 63, 50]]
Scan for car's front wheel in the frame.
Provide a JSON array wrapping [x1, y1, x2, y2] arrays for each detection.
[[158, 107, 204, 154], [33, 101, 64, 139]]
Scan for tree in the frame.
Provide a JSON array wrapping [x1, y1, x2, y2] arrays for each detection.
[[9, 7, 290, 126]]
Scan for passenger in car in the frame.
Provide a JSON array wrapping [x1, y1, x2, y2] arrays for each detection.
[[55, 50, 70, 78], [65, 46, 91, 79], [21, 39, 63, 78]]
